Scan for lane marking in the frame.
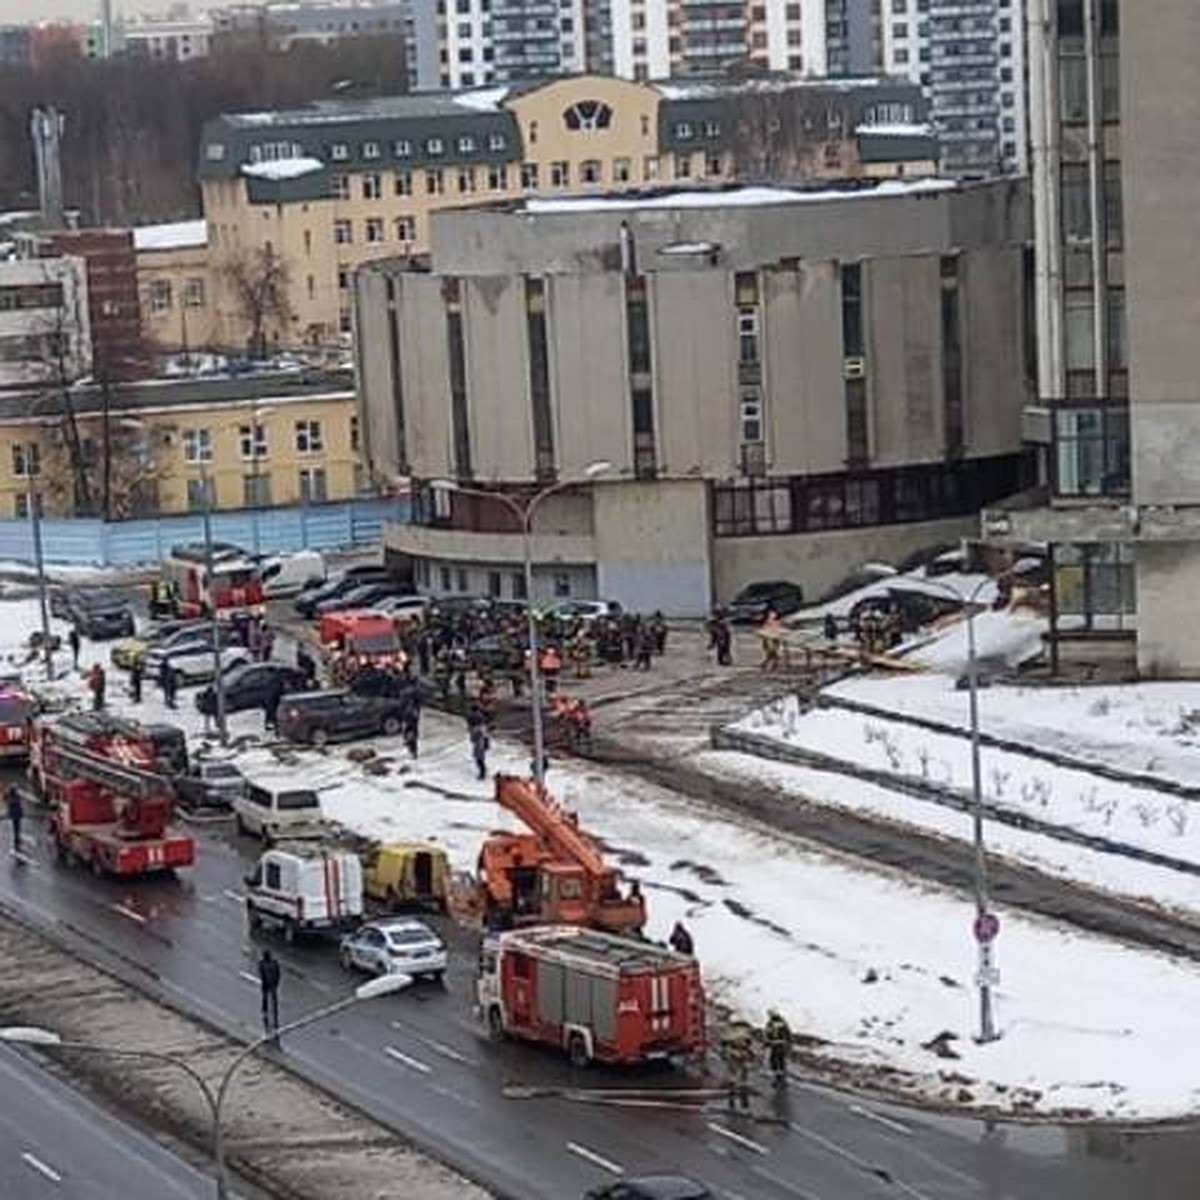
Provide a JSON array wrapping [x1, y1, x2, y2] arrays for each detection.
[[751, 1165, 822, 1199], [383, 1045, 431, 1074], [787, 1122, 936, 1200], [21, 1152, 62, 1183], [238, 971, 259, 986], [392, 1026, 479, 1067], [111, 903, 146, 925], [848, 1104, 912, 1135], [706, 1122, 769, 1156], [222, 889, 244, 903], [566, 1141, 623, 1175]]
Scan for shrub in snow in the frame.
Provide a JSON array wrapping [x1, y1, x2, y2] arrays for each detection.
[[1088, 697, 1112, 718], [1165, 802, 1188, 838], [917, 747, 930, 780], [1132, 801, 1160, 829], [990, 768, 1010, 800]]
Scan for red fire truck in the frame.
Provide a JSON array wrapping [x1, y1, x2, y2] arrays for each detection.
[[318, 610, 404, 684], [0, 680, 36, 760], [477, 925, 705, 1068], [29, 714, 194, 876], [162, 544, 264, 619]]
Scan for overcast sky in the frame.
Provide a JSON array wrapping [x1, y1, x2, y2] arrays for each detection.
[[0, 2, 225, 21]]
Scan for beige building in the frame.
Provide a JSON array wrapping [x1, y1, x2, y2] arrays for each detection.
[[356, 178, 1031, 614], [986, 0, 1200, 677], [198, 74, 938, 352], [0, 256, 91, 390], [0, 371, 359, 519], [134, 220, 218, 354]]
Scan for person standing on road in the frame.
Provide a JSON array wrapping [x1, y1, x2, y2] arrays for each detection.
[[467, 702, 490, 781], [263, 676, 285, 733], [128, 658, 143, 704], [158, 658, 176, 708], [68, 626, 81, 671], [258, 949, 281, 1040], [6, 784, 23, 855], [88, 663, 106, 711], [296, 644, 317, 689], [712, 613, 733, 667], [669, 920, 694, 956], [764, 1009, 792, 1085]]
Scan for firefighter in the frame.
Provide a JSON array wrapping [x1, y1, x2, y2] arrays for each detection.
[[539, 644, 562, 696], [6, 784, 23, 855], [68, 626, 81, 671], [128, 658, 143, 704], [88, 663, 106, 711], [712, 612, 733, 667], [634, 624, 654, 671], [721, 1026, 754, 1111], [823, 612, 838, 643], [570, 698, 592, 752], [159, 658, 177, 709], [467, 703, 489, 781], [568, 632, 593, 680], [764, 1009, 792, 1085], [296, 645, 318, 688], [669, 920, 694, 956], [760, 612, 784, 671], [649, 610, 668, 655]]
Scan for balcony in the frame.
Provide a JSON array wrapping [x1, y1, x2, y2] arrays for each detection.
[[384, 520, 597, 567]]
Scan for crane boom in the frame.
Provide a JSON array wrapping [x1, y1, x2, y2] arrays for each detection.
[[494, 775, 606, 876], [51, 743, 168, 800]]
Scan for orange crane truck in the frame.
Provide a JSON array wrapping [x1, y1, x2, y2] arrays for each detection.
[[477, 774, 646, 934]]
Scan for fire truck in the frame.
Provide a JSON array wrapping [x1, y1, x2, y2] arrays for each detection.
[[29, 714, 194, 876], [477, 775, 646, 934], [478, 925, 705, 1068], [162, 544, 264, 619], [318, 610, 404, 684], [0, 680, 36, 761]]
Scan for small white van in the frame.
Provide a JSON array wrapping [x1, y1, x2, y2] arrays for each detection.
[[234, 782, 325, 843], [260, 550, 327, 599], [245, 846, 363, 941]]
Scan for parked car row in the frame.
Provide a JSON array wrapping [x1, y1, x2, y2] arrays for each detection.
[[51, 587, 137, 639]]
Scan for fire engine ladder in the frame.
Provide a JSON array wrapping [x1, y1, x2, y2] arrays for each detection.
[[53, 745, 169, 799], [496, 775, 606, 876]]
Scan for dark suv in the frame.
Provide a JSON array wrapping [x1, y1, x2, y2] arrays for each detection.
[[277, 689, 410, 747], [69, 589, 136, 639], [726, 580, 805, 625]]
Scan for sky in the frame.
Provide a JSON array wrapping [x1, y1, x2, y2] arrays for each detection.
[[0, 2, 214, 22]]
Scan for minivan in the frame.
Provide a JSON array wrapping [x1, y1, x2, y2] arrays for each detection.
[[260, 550, 327, 599], [233, 781, 325, 842]]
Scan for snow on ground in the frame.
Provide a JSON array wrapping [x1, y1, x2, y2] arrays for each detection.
[[831, 673, 1200, 789], [10, 597, 1200, 1120]]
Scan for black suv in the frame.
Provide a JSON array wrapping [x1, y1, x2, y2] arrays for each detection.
[[69, 589, 136, 639], [277, 689, 410, 747], [726, 580, 805, 625], [196, 662, 308, 716]]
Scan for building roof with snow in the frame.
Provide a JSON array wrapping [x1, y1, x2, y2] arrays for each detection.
[[132, 219, 208, 254]]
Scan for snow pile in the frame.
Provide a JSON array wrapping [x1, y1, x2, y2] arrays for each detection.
[[241, 157, 325, 181], [133, 219, 208, 253]]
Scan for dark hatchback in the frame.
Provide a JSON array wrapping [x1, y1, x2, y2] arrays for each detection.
[[726, 580, 805, 625], [196, 662, 309, 716], [70, 590, 136, 639], [293, 567, 394, 617], [277, 689, 411, 747], [586, 1177, 712, 1200]]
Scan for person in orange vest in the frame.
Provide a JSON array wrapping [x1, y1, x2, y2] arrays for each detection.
[[539, 644, 562, 695], [760, 611, 784, 671]]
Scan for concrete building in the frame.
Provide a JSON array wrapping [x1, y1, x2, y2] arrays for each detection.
[[0, 371, 360, 519], [355, 178, 1032, 613], [985, 0, 1197, 677], [133, 220, 217, 354], [122, 16, 214, 61], [0, 257, 91, 392], [200, 74, 936, 352]]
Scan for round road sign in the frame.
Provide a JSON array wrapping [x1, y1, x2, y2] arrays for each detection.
[[974, 911, 1000, 944]]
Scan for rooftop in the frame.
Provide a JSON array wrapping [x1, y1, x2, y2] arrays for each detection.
[[132, 219, 208, 253], [223, 86, 520, 129]]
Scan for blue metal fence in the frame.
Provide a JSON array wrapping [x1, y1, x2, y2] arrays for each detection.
[[0, 498, 410, 567]]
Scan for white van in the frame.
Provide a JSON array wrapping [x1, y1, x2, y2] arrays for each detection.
[[245, 846, 363, 941], [234, 782, 326, 843], [260, 550, 327, 599]]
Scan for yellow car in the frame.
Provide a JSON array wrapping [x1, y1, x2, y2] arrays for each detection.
[[364, 842, 450, 912], [109, 619, 205, 671]]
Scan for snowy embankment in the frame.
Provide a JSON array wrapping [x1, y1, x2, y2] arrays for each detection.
[[14, 597, 1200, 1122]]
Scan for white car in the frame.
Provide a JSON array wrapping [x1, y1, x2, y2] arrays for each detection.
[[339, 918, 447, 983], [144, 640, 250, 684], [259, 550, 327, 599], [371, 594, 429, 621], [551, 599, 623, 625]]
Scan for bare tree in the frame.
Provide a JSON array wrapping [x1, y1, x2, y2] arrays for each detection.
[[221, 244, 294, 359], [720, 89, 857, 183]]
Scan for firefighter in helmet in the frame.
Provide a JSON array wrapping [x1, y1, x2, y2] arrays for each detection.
[[764, 1009, 792, 1085], [720, 1023, 754, 1111]]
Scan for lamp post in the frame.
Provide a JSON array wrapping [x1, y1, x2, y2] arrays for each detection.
[[918, 570, 1004, 1044], [26, 395, 57, 680], [431, 461, 613, 788], [0, 973, 409, 1200], [199, 463, 227, 745]]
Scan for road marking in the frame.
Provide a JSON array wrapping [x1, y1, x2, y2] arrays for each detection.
[[21, 1152, 62, 1183], [383, 1045, 431, 1074], [396, 1027, 479, 1067], [706, 1122, 769, 1155], [787, 1122, 935, 1200], [848, 1103, 912, 1135], [222, 889, 244, 903], [238, 971, 259, 986], [10, 849, 37, 867], [111, 903, 146, 925], [751, 1165, 821, 1199], [565, 1141, 623, 1175]]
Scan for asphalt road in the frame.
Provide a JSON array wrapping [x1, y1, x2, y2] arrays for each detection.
[[0, 796, 1197, 1200], [0, 1043, 216, 1199]]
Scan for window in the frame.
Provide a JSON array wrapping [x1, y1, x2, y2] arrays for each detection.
[[426, 169, 445, 195], [394, 139, 412, 158], [457, 167, 476, 193], [521, 162, 539, 189], [362, 140, 381, 160], [1056, 542, 1135, 632], [426, 137, 445, 156], [395, 215, 416, 242], [331, 174, 351, 200], [613, 157, 631, 183], [840, 262, 863, 358], [553, 572, 571, 598], [298, 467, 327, 503], [394, 170, 413, 197], [1055, 407, 1130, 497], [349, 415, 359, 453], [11, 442, 39, 478], [181, 428, 212, 464], [487, 164, 507, 191], [149, 279, 172, 312], [487, 571, 502, 598], [740, 388, 764, 444], [674, 121, 694, 140], [365, 217, 384, 243], [333, 219, 352, 244], [674, 153, 692, 179], [184, 277, 205, 309], [550, 161, 569, 187], [643, 156, 659, 180], [238, 422, 268, 461], [243, 473, 272, 508], [456, 568, 468, 592], [705, 152, 722, 177], [488, 132, 506, 151], [330, 142, 349, 161], [295, 420, 323, 454], [362, 173, 382, 200], [580, 159, 602, 184], [563, 100, 613, 131], [338, 268, 349, 291], [186, 477, 212, 512], [703, 120, 720, 138], [205, 143, 226, 161], [457, 135, 476, 154]]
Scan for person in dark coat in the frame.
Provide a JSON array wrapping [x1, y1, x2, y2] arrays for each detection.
[[263, 676, 285, 732], [68, 626, 81, 670], [669, 920, 694, 956], [258, 949, 282, 1039], [159, 658, 177, 709], [128, 658, 143, 704], [296, 645, 318, 688], [712, 615, 733, 667], [89, 663, 106, 711], [467, 703, 490, 781], [6, 784, 23, 854], [823, 612, 838, 643]]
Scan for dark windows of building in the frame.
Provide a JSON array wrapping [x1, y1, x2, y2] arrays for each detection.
[[840, 262, 867, 465], [443, 277, 472, 478], [1053, 404, 1129, 497], [845, 378, 869, 466], [1054, 541, 1134, 633], [525, 278, 555, 479], [563, 100, 613, 130], [625, 275, 656, 479], [940, 255, 964, 458], [840, 261, 863, 358]]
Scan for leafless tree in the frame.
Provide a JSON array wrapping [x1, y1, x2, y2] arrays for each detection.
[[221, 244, 294, 359], [720, 89, 857, 183], [38, 416, 166, 519]]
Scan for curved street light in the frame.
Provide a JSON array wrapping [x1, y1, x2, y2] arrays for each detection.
[[0, 971, 409, 1199], [430, 460, 613, 789]]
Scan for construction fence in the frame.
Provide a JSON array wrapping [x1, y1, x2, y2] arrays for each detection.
[[0, 497, 411, 567]]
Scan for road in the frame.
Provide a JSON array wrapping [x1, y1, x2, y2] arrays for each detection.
[[0, 1043, 216, 1199], [0, 793, 1196, 1200]]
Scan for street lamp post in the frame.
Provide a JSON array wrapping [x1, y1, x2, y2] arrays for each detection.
[[431, 461, 612, 788], [200, 465, 227, 746], [0, 973, 408, 1200], [919, 572, 1002, 1044]]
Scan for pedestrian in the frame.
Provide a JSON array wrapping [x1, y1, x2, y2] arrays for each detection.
[[635, 626, 654, 671], [6, 784, 23, 855], [128, 658, 143, 704], [68, 626, 81, 671], [669, 920, 694, 956], [650, 611, 668, 655], [159, 658, 177, 709], [263, 677, 284, 733], [88, 663, 106, 711], [467, 705, 489, 781], [713, 614, 733, 667], [764, 1009, 792, 1085], [823, 612, 838, 643], [260, 623, 275, 663], [402, 699, 421, 759], [417, 631, 432, 676], [258, 949, 282, 1040]]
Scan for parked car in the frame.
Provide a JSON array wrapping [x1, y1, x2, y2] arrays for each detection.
[[371, 594, 430, 623], [195, 662, 308, 716], [426, 596, 490, 622], [259, 550, 327, 599], [586, 1178, 713, 1200], [68, 590, 136, 640], [49, 588, 74, 620], [726, 580, 805, 625], [313, 581, 409, 616], [339, 917, 447, 983], [111, 619, 210, 671], [173, 760, 247, 811], [293, 567, 393, 617], [815, 563, 897, 606], [144, 633, 250, 685], [551, 599, 623, 625], [467, 634, 526, 674], [277, 689, 410, 747], [233, 781, 325, 841], [848, 585, 962, 636]]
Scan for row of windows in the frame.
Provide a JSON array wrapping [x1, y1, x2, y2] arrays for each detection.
[[147, 277, 206, 314], [184, 468, 330, 511], [179, 418, 348, 464], [711, 455, 1030, 538]]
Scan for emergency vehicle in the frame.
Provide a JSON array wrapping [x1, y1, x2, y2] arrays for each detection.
[[0, 680, 36, 760], [162, 544, 264, 619], [318, 610, 404, 684], [478, 925, 705, 1067]]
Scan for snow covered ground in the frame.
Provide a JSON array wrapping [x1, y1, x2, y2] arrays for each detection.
[[11, 596, 1200, 1121]]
